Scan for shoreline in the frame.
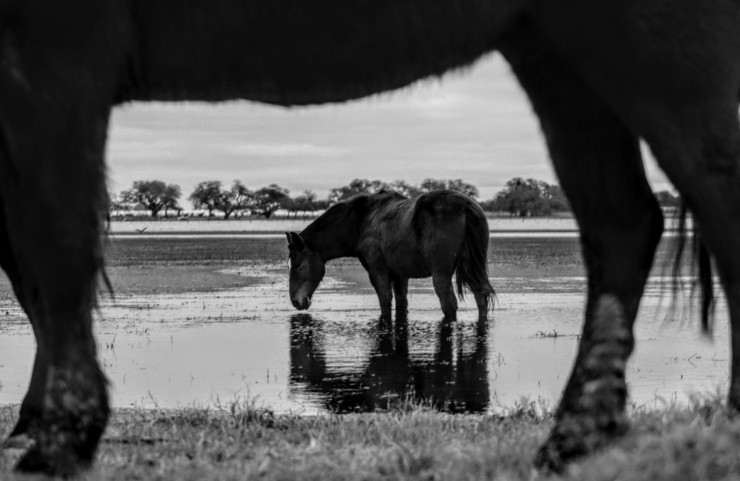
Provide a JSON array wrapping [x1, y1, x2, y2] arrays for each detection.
[[108, 216, 580, 234], [107, 215, 688, 236]]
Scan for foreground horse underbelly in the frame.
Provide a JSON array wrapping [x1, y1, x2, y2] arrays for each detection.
[[126, 0, 523, 105]]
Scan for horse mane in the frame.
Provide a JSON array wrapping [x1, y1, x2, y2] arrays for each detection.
[[300, 192, 407, 259], [299, 196, 368, 259]]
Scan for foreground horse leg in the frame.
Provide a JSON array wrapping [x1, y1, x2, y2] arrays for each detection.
[[0, 106, 111, 475], [500, 24, 663, 470], [644, 105, 740, 410], [0, 204, 50, 447], [7, 171, 109, 475], [0, 194, 45, 445], [6, 350, 48, 445]]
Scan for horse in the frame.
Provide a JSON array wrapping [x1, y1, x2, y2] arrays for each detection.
[[1, 0, 739, 475], [286, 190, 494, 320]]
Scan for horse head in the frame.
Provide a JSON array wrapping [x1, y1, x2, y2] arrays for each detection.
[[286, 232, 325, 310]]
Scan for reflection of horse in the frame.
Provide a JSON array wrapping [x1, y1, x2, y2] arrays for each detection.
[[289, 314, 489, 413], [2, 1, 740, 475], [287, 191, 494, 320]]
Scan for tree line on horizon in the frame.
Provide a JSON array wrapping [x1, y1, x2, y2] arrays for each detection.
[[110, 177, 681, 219]]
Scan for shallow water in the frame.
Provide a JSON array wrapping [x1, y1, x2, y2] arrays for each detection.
[[110, 216, 580, 235], [0, 234, 729, 414]]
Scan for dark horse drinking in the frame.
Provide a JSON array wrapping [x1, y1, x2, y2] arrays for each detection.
[[286, 191, 494, 320], [1, 0, 740, 476]]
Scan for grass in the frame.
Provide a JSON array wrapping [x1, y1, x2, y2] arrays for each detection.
[[2, 398, 740, 480]]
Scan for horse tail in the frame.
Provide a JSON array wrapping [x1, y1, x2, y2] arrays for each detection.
[[455, 201, 495, 311], [672, 203, 715, 333]]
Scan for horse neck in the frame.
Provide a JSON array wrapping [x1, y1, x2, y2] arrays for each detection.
[[300, 207, 363, 262], [123, 0, 525, 104]]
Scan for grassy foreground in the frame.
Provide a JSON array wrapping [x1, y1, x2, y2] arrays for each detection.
[[2, 399, 740, 480]]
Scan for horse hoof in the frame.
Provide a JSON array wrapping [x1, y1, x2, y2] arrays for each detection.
[[12, 364, 109, 476], [534, 411, 630, 472], [533, 438, 565, 474], [13, 419, 102, 476], [15, 444, 92, 477]]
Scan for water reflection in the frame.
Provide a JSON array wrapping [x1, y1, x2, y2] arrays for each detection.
[[289, 313, 489, 413]]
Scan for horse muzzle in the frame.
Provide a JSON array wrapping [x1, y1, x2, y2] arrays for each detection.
[[291, 297, 312, 310]]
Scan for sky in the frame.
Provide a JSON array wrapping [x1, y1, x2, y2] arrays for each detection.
[[106, 53, 671, 201]]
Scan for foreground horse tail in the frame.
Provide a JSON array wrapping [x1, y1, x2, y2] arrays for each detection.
[[455, 202, 495, 310], [673, 204, 715, 333]]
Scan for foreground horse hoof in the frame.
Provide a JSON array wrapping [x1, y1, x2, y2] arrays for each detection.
[[13, 365, 109, 476], [534, 412, 630, 473], [16, 445, 93, 477], [14, 417, 105, 477], [535, 295, 632, 472]]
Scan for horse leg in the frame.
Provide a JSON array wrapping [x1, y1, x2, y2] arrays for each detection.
[[472, 290, 490, 321], [6, 350, 48, 444], [0, 193, 47, 446], [367, 270, 394, 319], [432, 273, 458, 320], [500, 23, 663, 470], [0, 193, 33, 439], [642, 104, 740, 409], [0, 100, 111, 475], [392, 276, 409, 318]]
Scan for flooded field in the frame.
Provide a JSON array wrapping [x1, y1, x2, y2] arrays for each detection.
[[0, 222, 729, 414]]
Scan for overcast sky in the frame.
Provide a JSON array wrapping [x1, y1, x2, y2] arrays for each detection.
[[106, 53, 671, 201]]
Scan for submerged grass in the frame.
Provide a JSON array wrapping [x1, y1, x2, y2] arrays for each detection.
[[1, 397, 740, 480]]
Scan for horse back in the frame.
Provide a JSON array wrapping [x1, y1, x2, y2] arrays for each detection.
[[359, 191, 482, 278], [413, 190, 486, 256]]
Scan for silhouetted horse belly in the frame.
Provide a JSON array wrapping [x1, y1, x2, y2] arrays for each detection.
[[125, 0, 522, 105]]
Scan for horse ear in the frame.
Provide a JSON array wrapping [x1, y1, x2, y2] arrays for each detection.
[[287, 232, 305, 251]]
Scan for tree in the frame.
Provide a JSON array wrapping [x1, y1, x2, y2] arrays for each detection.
[[419, 178, 479, 198], [544, 184, 570, 212], [485, 177, 569, 217], [108, 194, 130, 217], [289, 190, 320, 218], [189, 181, 222, 217], [162, 184, 182, 217], [253, 184, 290, 218], [387, 180, 422, 198], [446, 179, 479, 198], [189, 180, 253, 218], [419, 178, 446, 192], [121, 180, 181, 217], [228, 180, 253, 218], [328, 178, 390, 204]]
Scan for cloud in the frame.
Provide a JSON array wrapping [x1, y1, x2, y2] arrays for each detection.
[[227, 143, 347, 157], [106, 55, 670, 200]]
